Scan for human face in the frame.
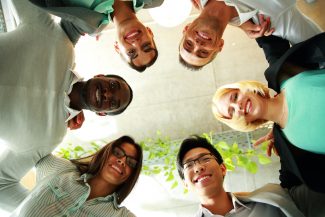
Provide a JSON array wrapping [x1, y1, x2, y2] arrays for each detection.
[[100, 142, 138, 185], [182, 148, 226, 197], [216, 89, 265, 123], [179, 18, 224, 67], [115, 19, 156, 68], [82, 75, 131, 113]]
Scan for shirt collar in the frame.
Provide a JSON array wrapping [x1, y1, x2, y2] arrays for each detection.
[[64, 70, 83, 122], [77, 173, 120, 209], [199, 192, 250, 217]]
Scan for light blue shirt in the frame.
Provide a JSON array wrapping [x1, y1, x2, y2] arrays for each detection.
[[281, 69, 325, 154], [12, 155, 136, 217]]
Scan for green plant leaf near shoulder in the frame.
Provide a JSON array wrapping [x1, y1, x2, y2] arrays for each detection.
[[246, 161, 258, 174], [171, 181, 178, 189], [257, 154, 272, 165]]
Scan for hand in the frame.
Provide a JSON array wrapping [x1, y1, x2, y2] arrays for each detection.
[[239, 14, 275, 39], [67, 112, 85, 130], [253, 129, 278, 157], [191, 0, 203, 10]]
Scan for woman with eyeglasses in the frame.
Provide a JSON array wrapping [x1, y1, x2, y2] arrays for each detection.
[[12, 135, 142, 217]]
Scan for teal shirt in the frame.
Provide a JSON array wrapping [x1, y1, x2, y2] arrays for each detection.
[[281, 69, 325, 154], [62, 0, 145, 25]]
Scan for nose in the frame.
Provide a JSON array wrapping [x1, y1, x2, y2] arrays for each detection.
[[117, 158, 126, 167], [231, 102, 244, 115], [193, 163, 205, 174], [195, 37, 205, 46], [102, 88, 112, 101]]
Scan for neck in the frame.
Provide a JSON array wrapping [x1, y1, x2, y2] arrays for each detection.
[[264, 92, 287, 128], [112, 0, 137, 25], [200, 189, 233, 215], [87, 176, 117, 200], [69, 81, 86, 111], [201, 0, 238, 33]]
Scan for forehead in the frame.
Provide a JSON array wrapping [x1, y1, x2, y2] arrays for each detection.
[[183, 147, 210, 163], [119, 142, 138, 159]]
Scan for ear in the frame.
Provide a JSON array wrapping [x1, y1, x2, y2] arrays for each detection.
[[114, 41, 120, 54], [146, 27, 154, 37], [94, 74, 105, 78], [183, 23, 191, 34], [96, 112, 107, 116], [217, 38, 224, 52], [220, 163, 227, 178]]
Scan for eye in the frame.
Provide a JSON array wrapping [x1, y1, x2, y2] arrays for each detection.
[[110, 81, 118, 90], [113, 147, 124, 158], [184, 161, 194, 169], [200, 157, 211, 163], [127, 49, 136, 58], [184, 40, 193, 51], [110, 99, 118, 109], [199, 50, 209, 58], [127, 158, 138, 169]]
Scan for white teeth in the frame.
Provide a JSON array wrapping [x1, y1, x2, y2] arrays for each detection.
[[246, 101, 251, 114], [197, 175, 209, 183], [96, 88, 100, 104], [198, 32, 210, 40], [112, 165, 122, 174]]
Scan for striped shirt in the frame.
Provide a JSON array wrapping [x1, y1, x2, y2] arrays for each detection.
[[11, 155, 136, 217]]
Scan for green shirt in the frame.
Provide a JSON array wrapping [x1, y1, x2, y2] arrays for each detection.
[[281, 69, 325, 154]]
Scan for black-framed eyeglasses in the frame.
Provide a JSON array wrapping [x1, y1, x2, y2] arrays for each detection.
[[112, 146, 138, 169], [183, 153, 215, 170]]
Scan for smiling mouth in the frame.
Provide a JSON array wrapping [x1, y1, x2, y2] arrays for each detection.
[[194, 174, 211, 183], [111, 164, 123, 175], [124, 30, 140, 40], [245, 100, 252, 115], [95, 85, 102, 107], [196, 31, 211, 40]]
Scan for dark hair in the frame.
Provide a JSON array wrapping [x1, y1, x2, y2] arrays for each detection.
[[71, 135, 143, 204], [104, 74, 133, 116], [178, 43, 217, 71], [120, 40, 159, 73], [176, 135, 223, 180]]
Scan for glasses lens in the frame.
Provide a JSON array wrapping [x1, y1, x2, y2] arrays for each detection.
[[126, 158, 138, 169], [113, 147, 125, 158]]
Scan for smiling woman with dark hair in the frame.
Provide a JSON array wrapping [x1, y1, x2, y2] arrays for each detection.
[[12, 136, 143, 217]]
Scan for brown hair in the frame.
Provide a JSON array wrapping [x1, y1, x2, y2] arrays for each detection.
[[71, 135, 143, 204]]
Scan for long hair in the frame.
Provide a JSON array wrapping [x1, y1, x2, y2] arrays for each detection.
[[71, 135, 143, 204], [212, 80, 271, 132]]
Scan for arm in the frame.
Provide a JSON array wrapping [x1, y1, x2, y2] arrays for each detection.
[[35, 154, 76, 182], [256, 35, 290, 65], [8, 0, 52, 27], [0, 147, 51, 212]]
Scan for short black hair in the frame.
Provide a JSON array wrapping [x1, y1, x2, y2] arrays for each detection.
[[104, 74, 133, 115], [176, 135, 223, 180], [120, 40, 158, 73]]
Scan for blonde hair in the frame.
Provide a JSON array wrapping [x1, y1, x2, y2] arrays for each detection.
[[212, 80, 271, 132]]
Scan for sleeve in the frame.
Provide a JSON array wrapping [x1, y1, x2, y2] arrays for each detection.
[[29, 0, 107, 36], [288, 184, 325, 217], [0, 147, 51, 212], [35, 154, 76, 182], [256, 35, 290, 65], [8, 0, 52, 28]]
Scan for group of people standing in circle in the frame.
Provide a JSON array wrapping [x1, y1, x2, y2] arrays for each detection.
[[0, 0, 325, 216]]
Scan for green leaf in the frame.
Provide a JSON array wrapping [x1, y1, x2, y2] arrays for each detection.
[[257, 154, 272, 165], [217, 141, 230, 150], [171, 181, 178, 189], [166, 172, 174, 182], [246, 161, 258, 174]]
